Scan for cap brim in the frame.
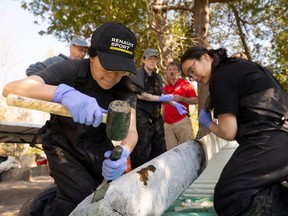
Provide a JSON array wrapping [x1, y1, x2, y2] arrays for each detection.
[[98, 51, 137, 75], [74, 44, 88, 47], [144, 54, 158, 58]]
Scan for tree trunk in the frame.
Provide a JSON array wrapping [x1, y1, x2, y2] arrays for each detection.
[[194, 0, 210, 138], [150, 0, 174, 72]]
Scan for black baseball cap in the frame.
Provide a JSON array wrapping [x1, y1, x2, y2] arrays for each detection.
[[91, 22, 137, 75]]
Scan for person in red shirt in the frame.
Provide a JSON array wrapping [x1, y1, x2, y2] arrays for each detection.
[[163, 61, 198, 150]]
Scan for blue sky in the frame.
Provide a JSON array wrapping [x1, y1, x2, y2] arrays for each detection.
[[0, 0, 68, 87]]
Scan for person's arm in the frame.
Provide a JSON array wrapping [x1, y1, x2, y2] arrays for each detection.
[[3, 75, 106, 128], [173, 94, 198, 105], [2, 76, 56, 101], [173, 81, 198, 105], [137, 92, 160, 102], [137, 92, 173, 102], [199, 110, 238, 140], [120, 108, 137, 154], [209, 113, 238, 140]]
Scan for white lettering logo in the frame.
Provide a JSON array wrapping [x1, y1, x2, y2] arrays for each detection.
[[110, 38, 134, 55]]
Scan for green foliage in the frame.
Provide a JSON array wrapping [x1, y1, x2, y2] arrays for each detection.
[[271, 0, 288, 91], [167, 8, 197, 62], [0, 143, 25, 158], [209, 0, 288, 90], [20, 0, 148, 66], [20, 0, 196, 71], [0, 143, 44, 159], [20, 0, 287, 87], [21, 0, 146, 39]]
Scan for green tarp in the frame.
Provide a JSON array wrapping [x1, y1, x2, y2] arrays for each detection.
[[163, 196, 217, 216]]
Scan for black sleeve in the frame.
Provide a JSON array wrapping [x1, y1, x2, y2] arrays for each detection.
[[210, 61, 274, 117], [210, 69, 240, 117], [36, 60, 80, 86]]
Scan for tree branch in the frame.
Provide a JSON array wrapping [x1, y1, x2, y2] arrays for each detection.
[[227, 2, 252, 60], [151, 4, 193, 12]]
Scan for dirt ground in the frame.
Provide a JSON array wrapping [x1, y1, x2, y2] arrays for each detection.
[[0, 175, 54, 216]]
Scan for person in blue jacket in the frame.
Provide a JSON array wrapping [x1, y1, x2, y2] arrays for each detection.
[[26, 37, 88, 76]]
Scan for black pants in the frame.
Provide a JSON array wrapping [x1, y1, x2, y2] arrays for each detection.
[[214, 131, 288, 216], [130, 111, 166, 169], [243, 183, 288, 216], [41, 129, 113, 216]]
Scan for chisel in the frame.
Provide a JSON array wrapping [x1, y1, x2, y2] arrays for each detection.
[[91, 145, 123, 203]]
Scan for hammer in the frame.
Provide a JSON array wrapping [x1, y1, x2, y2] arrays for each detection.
[[6, 94, 131, 141]]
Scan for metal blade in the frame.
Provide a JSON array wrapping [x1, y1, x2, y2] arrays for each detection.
[[91, 180, 109, 203]]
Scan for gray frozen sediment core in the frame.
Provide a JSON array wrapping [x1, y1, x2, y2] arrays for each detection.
[[69, 140, 205, 216]]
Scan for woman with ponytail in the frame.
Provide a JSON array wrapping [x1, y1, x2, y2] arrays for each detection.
[[181, 46, 288, 216]]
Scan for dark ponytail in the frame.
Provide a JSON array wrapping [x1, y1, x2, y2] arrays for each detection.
[[209, 48, 228, 71], [181, 46, 228, 71]]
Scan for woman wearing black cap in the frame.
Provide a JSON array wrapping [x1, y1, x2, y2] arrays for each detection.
[[180, 46, 288, 215], [3, 22, 141, 216]]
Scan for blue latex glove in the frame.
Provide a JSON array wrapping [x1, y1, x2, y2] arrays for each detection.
[[159, 94, 174, 102], [52, 84, 107, 127], [198, 109, 212, 129], [102, 146, 129, 180], [173, 102, 188, 115]]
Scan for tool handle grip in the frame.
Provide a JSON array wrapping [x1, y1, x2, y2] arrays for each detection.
[[6, 94, 107, 123], [110, 145, 123, 161]]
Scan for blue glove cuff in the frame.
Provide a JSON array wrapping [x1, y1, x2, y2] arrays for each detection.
[[102, 145, 130, 180], [52, 84, 75, 103], [158, 95, 164, 102], [204, 120, 212, 129], [159, 94, 174, 102], [199, 109, 212, 129]]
